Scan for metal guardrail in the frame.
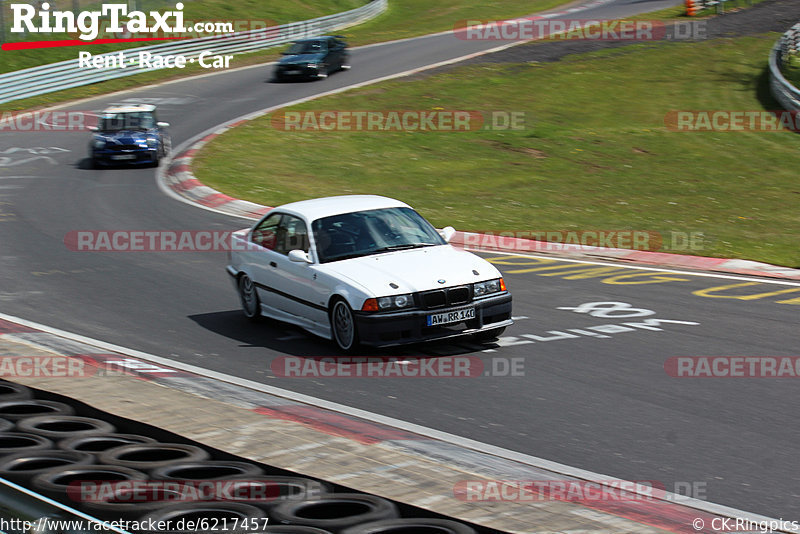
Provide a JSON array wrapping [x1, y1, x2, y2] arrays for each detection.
[[0, 0, 387, 105], [769, 23, 800, 113]]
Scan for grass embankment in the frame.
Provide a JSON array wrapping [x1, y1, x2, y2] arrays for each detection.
[[0, 0, 573, 111], [194, 34, 800, 267]]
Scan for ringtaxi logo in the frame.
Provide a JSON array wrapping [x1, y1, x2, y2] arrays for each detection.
[[270, 110, 528, 131], [9, 2, 189, 42]]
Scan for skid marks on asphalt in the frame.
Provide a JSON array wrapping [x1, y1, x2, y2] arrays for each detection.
[[104, 96, 199, 108], [0, 146, 71, 168], [0, 200, 17, 221], [486, 255, 800, 306]]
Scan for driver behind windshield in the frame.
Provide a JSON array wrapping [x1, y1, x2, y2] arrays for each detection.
[[288, 41, 325, 54]]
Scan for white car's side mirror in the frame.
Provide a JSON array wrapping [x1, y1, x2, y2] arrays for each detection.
[[288, 249, 313, 263], [440, 226, 456, 243]]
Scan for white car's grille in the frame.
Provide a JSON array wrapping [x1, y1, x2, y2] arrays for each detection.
[[420, 286, 471, 309]]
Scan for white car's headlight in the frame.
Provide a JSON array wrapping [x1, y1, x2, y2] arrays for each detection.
[[378, 294, 413, 310], [362, 294, 415, 312], [473, 278, 506, 297]]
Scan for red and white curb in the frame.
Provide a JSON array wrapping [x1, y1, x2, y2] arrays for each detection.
[[163, 122, 272, 220]]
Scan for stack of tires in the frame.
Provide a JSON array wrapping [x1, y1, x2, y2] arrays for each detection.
[[0, 381, 487, 534]]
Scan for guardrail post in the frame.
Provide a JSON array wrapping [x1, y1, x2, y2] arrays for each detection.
[[0, 0, 5, 44]]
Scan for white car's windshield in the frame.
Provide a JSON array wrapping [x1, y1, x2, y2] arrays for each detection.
[[312, 207, 446, 263]]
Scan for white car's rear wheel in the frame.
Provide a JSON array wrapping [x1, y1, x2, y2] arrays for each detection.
[[238, 274, 261, 321], [331, 299, 358, 352]]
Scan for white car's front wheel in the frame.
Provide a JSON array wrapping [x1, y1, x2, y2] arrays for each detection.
[[238, 274, 261, 321], [331, 299, 359, 352]]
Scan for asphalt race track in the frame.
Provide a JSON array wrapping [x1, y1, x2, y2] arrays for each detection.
[[1, 0, 798, 522]]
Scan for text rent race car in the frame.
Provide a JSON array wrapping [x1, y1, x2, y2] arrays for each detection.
[[89, 104, 171, 167], [226, 195, 513, 351]]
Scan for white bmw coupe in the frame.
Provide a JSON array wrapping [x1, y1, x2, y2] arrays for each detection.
[[226, 195, 512, 351]]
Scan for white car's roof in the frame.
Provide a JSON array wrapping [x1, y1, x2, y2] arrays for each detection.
[[276, 195, 411, 221], [101, 104, 156, 114]]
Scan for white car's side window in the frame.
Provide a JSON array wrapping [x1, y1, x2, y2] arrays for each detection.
[[251, 213, 281, 250], [275, 215, 310, 256]]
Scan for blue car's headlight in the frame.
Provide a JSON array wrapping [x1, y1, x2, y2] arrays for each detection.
[[146, 137, 158, 148], [93, 138, 106, 149]]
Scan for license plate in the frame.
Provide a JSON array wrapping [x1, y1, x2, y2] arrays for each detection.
[[112, 154, 135, 160], [286, 70, 301, 74], [427, 307, 475, 326]]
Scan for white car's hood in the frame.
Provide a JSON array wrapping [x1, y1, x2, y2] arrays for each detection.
[[320, 245, 501, 296]]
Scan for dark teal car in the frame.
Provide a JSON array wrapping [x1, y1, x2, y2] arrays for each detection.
[[273, 36, 350, 81], [89, 104, 171, 167]]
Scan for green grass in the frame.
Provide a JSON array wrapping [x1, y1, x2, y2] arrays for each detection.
[[194, 34, 800, 267]]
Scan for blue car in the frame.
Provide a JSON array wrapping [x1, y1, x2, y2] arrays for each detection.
[[89, 104, 171, 167]]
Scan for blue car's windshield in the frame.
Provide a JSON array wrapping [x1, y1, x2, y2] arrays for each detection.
[[98, 112, 155, 132], [312, 207, 446, 263]]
